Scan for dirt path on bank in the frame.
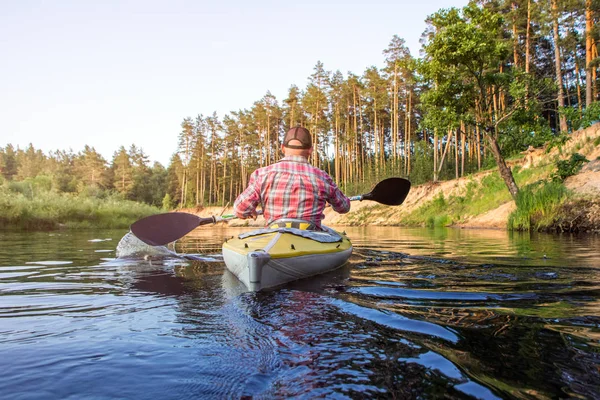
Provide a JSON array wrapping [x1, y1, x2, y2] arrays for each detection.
[[181, 124, 600, 230]]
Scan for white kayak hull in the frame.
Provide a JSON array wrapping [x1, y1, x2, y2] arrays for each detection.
[[222, 227, 352, 291]]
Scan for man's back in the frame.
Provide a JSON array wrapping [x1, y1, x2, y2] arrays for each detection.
[[234, 155, 350, 227]]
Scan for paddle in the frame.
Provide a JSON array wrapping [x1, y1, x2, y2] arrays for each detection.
[[131, 177, 411, 246]]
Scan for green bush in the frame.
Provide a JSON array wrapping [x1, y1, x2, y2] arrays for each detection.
[[561, 102, 600, 132], [552, 153, 588, 182], [426, 214, 452, 228], [0, 189, 160, 230], [508, 181, 568, 231], [545, 132, 570, 153], [162, 193, 173, 210]]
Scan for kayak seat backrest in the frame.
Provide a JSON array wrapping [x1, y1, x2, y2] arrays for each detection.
[[238, 226, 343, 243], [269, 218, 318, 231]]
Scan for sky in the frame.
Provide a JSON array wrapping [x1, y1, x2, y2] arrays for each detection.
[[1, 0, 469, 167]]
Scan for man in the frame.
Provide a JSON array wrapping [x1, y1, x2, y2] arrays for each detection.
[[233, 126, 350, 229]]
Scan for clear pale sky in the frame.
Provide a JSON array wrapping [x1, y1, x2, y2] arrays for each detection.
[[1, 0, 468, 166]]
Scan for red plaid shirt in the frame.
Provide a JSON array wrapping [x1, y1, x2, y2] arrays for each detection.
[[233, 155, 350, 227]]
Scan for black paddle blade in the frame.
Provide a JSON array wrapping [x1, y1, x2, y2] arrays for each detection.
[[130, 212, 206, 246], [362, 177, 411, 206]]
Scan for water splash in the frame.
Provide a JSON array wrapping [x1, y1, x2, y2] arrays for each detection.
[[115, 231, 180, 259], [115, 232, 219, 263]]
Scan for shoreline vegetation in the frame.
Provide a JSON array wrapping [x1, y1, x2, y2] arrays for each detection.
[[2, 1, 600, 233], [0, 190, 160, 230], [211, 124, 600, 234], [1, 124, 599, 233]]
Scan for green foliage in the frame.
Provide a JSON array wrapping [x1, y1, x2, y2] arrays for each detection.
[[496, 76, 557, 156], [402, 164, 553, 228], [498, 114, 554, 157], [426, 214, 452, 228], [432, 192, 446, 208], [561, 102, 600, 132], [0, 188, 160, 230], [408, 140, 434, 185], [552, 153, 589, 182], [403, 191, 452, 227], [545, 132, 571, 153], [162, 193, 173, 210], [508, 181, 568, 231]]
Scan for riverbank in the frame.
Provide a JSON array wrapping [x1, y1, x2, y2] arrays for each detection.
[[189, 123, 600, 233], [0, 190, 160, 230]]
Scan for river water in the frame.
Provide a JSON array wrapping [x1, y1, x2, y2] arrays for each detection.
[[0, 227, 598, 399]]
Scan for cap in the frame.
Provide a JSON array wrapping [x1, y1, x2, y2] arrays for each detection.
[[283, 126, 312, 149]]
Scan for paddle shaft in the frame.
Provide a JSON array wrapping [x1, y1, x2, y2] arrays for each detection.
[[131, 177, 410, 246]]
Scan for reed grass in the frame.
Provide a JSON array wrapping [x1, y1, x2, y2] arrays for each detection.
[[507, 181, 568, 231], [0, 188, 160, 230]]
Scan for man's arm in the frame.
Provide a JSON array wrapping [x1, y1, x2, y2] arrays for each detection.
[[326, 177, 351, 214], [233, 171, 261, 219]]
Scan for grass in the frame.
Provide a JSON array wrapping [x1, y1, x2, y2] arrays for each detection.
[[401, 158, 560, 228], [0, 189, 160, 230], [402, 172, 512, 227], [507, 181, 568, 231]]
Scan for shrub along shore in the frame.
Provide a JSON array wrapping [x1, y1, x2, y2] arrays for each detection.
[[0, 189, 160, 230]]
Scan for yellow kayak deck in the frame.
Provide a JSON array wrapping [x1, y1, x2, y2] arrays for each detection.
[[222, 230, 352, 259]]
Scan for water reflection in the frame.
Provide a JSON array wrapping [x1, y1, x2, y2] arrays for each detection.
[[0, 227, 598, 399]]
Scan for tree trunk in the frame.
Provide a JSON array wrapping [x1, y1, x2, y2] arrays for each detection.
[[594, 39, 598, 101], [437, 129, 453, 177], [525, 0, 531, 74], [433, 128, 438, 182], [195, 156, 200, 205], [586, 0, 593, 106], [552, 0, 568, 132], [512, 1, 520, 68], [487, 133, 519, 199], [334, 105, 340, 185], [460, 121, 466, 177], [575, 60, 583, 112], [406, 89, 412, 175], [454, 131, 459, 180]]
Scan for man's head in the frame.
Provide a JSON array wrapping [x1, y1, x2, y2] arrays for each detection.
[[282, 126, 313, 157]]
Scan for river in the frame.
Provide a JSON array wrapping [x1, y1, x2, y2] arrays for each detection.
[[0, 227, 598, 399]]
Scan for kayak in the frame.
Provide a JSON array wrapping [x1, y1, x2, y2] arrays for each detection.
[[222, 221, 352, 291]]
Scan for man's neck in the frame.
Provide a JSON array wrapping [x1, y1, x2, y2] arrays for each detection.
[[282, 154, 309, 162]]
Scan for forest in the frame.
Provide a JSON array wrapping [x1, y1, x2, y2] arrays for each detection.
[[1, 0, 599, 229]]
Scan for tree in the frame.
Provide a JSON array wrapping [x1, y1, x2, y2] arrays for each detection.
[[177, 117, 195, 207], [111, 146, 133, 195], [303, 61, 331, 168], [16, 144, 45, 180], [128, 145, 153, 203], [75, 145, 109, 189], [363, 66, 390, 177], [0, 144, 18, 180], [283, 85, 304, 128], [48, 149, 77, 192], [383, 35, 412, 171], [421, 3, 522, 198]]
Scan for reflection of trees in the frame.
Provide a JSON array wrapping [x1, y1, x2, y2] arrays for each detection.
[[123, 230, 599, 398], [234, 290, 464, 399], [344, 226, 600, 268], [344, 249, 600, 398]]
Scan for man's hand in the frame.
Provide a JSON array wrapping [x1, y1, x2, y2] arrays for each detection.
[[240, 210, 258, 220]]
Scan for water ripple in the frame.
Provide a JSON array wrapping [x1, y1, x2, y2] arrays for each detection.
[[0, 227, 599, 399]]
